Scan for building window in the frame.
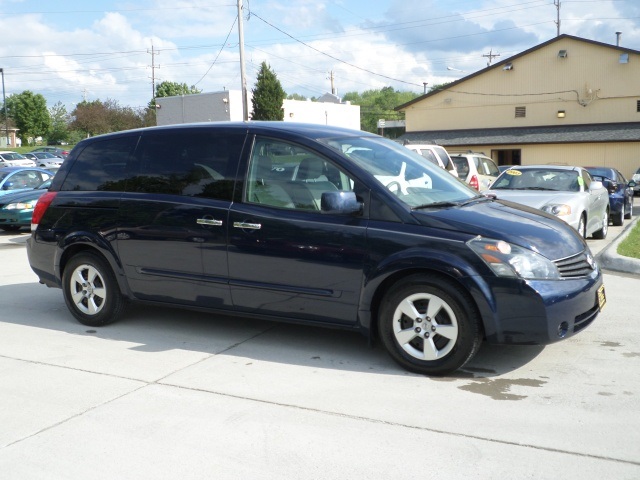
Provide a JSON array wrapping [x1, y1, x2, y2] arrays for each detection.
[[637, 100, 640, 112], [515, 106, 526, 118]]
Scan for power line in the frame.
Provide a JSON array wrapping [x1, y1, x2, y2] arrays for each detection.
[[248, 11, 424, 88], [194, 15, 238, 87]]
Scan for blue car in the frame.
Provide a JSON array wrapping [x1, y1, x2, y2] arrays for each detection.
[[584, 167, 635, 226], [27, 122, 604, 375], [0, 167, 55, 196]]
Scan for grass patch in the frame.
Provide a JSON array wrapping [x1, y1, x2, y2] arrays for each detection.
[[617, 220, 640, 259]]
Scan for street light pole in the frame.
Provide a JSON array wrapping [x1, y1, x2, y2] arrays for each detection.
[[0, 68, 8, 148]]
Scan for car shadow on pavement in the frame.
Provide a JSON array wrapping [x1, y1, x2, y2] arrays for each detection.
[[0, 282, 544, 379]]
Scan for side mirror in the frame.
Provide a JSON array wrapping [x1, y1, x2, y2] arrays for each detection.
[[321, 191, 363, 215], [589, 180, 603, 191], [629, 180, 637, 188]]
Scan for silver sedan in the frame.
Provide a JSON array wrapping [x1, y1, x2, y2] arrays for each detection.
[[484, 165, 610, 239]]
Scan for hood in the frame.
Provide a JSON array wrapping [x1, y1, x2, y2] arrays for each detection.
[[484, 190, 580, 209], [0, 188, 48, 205], [412, 198, 586, 260]]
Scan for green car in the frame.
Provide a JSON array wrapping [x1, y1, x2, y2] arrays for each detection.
[[0, 180, 51, 231]]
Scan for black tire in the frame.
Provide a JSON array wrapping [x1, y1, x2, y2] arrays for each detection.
[[612, 207, 623, 227], [577, 213, 587, 239], [62, 252, 125, 327], [592, 209, 609, 239], [378, 274, 483, 376], [624, 201, 632, 220], [0, 225, 21, 232]]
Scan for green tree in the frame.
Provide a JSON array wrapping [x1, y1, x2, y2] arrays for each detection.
[[71, 99, 144, 137], [428, 82, 451, 93], [287, 93, 307, 101], [251, 62, 286, 121], [48, 101, 70, 145], [343, 87, 419, 135], [155, 81, 202, 99], [5, 90, 52, 143]]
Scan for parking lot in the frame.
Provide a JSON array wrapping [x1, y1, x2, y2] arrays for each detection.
[[0, 207, 639, 479]]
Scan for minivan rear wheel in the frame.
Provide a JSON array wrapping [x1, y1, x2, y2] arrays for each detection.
[[62, 252, 125, 327], [378, 275, 483, 376]]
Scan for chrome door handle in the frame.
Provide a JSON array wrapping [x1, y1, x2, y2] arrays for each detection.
[[197, 218, 223, 226], [233, 221, 261, 230]]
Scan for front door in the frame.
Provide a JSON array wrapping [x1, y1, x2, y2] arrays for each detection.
[[227, 136, 368, 325]]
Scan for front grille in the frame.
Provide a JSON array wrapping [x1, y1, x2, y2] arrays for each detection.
[[554, 252, 595, 278]]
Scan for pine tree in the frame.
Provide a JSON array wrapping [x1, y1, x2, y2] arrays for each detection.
[[251, 62, 286, 121]]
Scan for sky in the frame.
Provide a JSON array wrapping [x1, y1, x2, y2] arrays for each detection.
[[1, 0, 639, 111]]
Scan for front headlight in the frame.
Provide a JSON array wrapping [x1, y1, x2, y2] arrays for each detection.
[[542, 204, 571, 216], [467, 237, 560, 280], [6, 202, 35, 210]]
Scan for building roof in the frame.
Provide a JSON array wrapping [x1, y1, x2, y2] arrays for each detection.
[[395, 34, 640, 111], [399, 122, 640, 147]]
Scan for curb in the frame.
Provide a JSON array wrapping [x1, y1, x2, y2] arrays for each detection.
[[596, 213, 640, 275]]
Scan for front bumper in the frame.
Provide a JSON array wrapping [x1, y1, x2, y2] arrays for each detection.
[[479, 268, 603, 345]]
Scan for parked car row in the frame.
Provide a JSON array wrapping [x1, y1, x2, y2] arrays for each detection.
[[403, 143, 637, 237]]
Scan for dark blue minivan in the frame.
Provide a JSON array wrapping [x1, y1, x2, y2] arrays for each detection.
[[27, 122, 605, 375]]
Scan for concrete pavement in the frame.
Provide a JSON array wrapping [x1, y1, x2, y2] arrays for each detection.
[[0, 219, 639, 479]]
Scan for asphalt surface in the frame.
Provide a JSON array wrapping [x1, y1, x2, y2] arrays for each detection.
[[0, 202, 639, 479]]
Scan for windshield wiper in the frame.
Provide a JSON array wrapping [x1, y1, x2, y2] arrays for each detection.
[[412, 197, 488, 210]]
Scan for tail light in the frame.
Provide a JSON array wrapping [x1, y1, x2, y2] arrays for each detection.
[[31, 192, 57, 231], [469, 175, 479, 190]]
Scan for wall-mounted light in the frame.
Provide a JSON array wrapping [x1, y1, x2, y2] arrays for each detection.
[[558, 50, 568, 58], [222, 97, 229, 103], [557, 110, 566, 118], [503, 63, 513, 71]]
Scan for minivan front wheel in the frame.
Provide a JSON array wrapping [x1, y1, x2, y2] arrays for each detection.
[[378, 275, 482, 376], [62, 252, 125, 327]]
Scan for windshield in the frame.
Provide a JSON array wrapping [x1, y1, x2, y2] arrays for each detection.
[[319, 136, 478, 208], [1, 153, 26, 160], [492, 168, 580, 191]]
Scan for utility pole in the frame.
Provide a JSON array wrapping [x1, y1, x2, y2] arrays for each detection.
[[148, 43, 160, 112], [237, 0, 248, 121], [328, 70, 336, 95], [482, 49, 500, 66], [0, 68, 8, 147], [554, 0, 561, 37]]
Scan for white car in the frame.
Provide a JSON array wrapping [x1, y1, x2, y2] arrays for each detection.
[[0, 151, 36, 168], [632, 167, 640, 195], [485, 165, 610, 239], [450, 152, 500, 190], [403, 143, 458, 177]]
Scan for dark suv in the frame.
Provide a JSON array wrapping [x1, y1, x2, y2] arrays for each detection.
[[27, 122, 604, 375]]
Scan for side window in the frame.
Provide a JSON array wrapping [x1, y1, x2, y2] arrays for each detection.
[[483, 158, 500, 176], [60, 136, 138, 191], [129, 131, 244, 200], [581, 170, 592, 190], [418, 149, 440, 166], [246, 137, 354, 211]]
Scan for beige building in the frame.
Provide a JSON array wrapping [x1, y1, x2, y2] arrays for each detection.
[[396, 34, 640, 179]]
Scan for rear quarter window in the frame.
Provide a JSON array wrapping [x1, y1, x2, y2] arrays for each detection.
[[60, 136, 138, 191]]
